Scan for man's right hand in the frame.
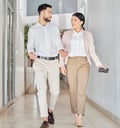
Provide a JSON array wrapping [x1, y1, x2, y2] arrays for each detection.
[[28, 52, 37, 60]]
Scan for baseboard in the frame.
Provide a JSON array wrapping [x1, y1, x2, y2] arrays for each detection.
[[25, 85, 37, 94], [0, 101, 14, 114], [0, 92, 27, 114], [87, 97, 120, 126]]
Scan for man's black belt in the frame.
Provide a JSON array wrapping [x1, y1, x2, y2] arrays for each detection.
[[37, 56, 58, 60]]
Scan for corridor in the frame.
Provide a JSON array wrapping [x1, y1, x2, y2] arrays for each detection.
[[0, 81, 120, 128], [0, 0, 120, 128]]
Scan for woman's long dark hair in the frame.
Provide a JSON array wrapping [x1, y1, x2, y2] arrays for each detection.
[[72, 12, 85, 30]]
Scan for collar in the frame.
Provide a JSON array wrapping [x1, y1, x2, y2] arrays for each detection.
[[73, 29, 83, 37], [37, 22, 50, 27]]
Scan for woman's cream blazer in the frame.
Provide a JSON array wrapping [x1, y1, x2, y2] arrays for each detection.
[[60, 30, 102, 67]]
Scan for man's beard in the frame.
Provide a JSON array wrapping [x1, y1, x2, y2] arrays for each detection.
[[43, 17, 51, 22]]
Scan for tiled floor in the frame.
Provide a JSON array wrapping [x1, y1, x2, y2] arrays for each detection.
[[0, 81, 120, 128]]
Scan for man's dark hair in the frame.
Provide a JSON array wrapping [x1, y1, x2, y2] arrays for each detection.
[[38, 4, 52, 15]]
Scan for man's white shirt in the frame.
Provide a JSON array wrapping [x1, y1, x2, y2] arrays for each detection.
[[27, 22, 63, 57]]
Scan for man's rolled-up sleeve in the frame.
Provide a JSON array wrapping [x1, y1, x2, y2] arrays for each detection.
[[27, 28, 35, 54], [55, 27, 64, 52]]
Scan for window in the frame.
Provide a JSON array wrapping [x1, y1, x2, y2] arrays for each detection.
[[2, 0, 15, 106], [27, 0, 77, 16]]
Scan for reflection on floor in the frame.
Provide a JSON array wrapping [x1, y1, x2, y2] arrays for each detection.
[[0, 81, 120, 128]]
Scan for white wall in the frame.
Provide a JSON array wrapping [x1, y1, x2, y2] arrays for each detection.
[[24, 13, 72, 29], [0, 0, 3, 108], [115, 1, 120, 116], [87, 0, 120, 118], [24, 0, 85, 29], [52, 13, 72, 29], [24, 0, 85, 28], [15, 0, 26, 97]]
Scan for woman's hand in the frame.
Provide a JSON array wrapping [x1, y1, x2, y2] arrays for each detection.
[[98, 64, 106, 69], [60, 66, 67, 75], [58, 49, 68, 58], [98, 64, 109, 73]]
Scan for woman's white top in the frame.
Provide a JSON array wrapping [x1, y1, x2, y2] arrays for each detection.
[[69, 30, 87, 57]]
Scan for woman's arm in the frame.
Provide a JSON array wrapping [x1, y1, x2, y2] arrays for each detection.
[[88, 33, 104, 68]]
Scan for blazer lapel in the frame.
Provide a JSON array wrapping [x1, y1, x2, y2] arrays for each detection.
[[66, 30, 73, 52], [83, 31, 89, 54]]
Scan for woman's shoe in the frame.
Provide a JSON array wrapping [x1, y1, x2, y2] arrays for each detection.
[[75, 114, 83, 127]]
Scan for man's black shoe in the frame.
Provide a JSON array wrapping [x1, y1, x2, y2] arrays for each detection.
[[40, 121, 49, 128], [48, 111, 54, 124]]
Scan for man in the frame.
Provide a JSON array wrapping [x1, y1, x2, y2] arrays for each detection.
[[27, 3, 67, 128]]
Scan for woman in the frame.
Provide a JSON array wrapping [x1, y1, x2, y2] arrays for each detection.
[[60, 12, 105, 127]]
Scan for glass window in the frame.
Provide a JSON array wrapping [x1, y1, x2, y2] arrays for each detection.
[[27, 0, 77, 16], [8, 0, 13, 7], [2, 0, 15, 106]]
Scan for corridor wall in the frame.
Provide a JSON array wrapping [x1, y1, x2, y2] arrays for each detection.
[[87, 0, 120, 120], [0, 0, 25, 108], [0, 0, 3, 108], [24, 13, 72, 30], [15, 0, 26, 97]]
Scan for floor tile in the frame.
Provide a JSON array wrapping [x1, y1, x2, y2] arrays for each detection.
[[0, 80, 120, 128]]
